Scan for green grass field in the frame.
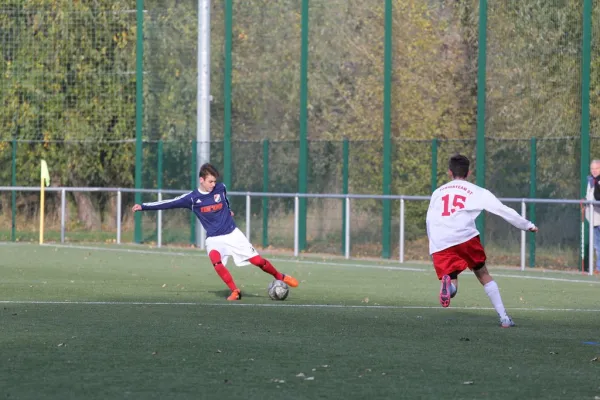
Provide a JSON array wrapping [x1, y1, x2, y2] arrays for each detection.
[[1, 243, 599, 399]]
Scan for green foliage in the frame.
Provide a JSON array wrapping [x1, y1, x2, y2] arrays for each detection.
[[1, 0, 137, 189]]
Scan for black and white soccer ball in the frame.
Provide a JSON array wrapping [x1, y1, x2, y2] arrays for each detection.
[[268, 279, 289, 300]]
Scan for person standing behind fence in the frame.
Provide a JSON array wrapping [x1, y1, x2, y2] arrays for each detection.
[[426, 154, 538, 328], [131, 163, 299, 300], [585, 160, 600, 274]]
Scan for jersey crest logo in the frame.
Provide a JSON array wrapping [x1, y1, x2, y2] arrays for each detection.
[[214, 194, 221, 203], [195, 199, 202, 204]]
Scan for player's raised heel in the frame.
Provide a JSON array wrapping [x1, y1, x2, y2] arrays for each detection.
[[282, 274, 298, 288], [500, 316, 515, 328], [227, 289, 242, 301], [439, 275, 451, 308]]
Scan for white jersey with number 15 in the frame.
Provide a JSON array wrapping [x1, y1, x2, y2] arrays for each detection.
[[426, 180, 535, 255]]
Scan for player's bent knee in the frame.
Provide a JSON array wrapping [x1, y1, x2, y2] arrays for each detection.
[[248, 255, 265, 267], [208, 250, 222, 265], [473, 262, 486, 271]]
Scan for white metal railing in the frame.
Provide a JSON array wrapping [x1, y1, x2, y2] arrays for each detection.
[[1, 186, 598, 275]]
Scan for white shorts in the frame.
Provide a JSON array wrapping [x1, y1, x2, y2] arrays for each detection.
[[205, 228, 259, 266]]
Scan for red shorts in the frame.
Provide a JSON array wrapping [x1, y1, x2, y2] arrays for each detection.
[[431, 236, 487, 280]]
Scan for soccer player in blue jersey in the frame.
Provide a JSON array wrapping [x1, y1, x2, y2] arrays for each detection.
[[132, 163, 299, 300]]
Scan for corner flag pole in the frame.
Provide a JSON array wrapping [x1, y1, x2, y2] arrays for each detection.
[[39, 159, 50, 244]]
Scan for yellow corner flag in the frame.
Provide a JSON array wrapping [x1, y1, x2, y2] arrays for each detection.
[[40, 159, 50, 244], [41, 159, 50, 187]]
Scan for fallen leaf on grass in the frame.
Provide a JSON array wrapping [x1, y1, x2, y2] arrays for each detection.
[[216, 349, 222, 353], [549, 352, 558, 355], [591, 357, 598, 362], [305, 377, 314, 381], [463, 381, 474, 385], [162, 284, 167, 288], [296, 373, 305, 378]]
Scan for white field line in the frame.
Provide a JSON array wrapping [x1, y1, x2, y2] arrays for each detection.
[[0, 299, 600, 312], [1, 243, 599, 285]]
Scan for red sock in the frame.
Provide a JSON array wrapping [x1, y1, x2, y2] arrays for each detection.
[[209, 250, 237, 291], [248, 255, 283, 280]]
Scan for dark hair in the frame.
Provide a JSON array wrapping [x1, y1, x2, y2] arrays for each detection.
[[448, 154, 469, 178], [199, 163, 220, 179]]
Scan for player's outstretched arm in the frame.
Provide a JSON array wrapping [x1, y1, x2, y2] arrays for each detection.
[[483, 190, 536, 231], [134, 192, 194, 212]]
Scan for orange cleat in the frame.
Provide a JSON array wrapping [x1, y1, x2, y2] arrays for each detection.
[[282, 274, 299, 288], [227, 289, 242, 301]]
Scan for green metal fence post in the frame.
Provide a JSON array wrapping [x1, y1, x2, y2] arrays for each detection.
[[298, 0, 309, 251], [190, 140, 197, 245], [529, 138, 537, 267], [223, 0, 232, 188], [262, 139, 269, 248], [157, 140, 163, 238], [475, 0, 488, 244], [341, 138, 349, 254], [157, 140, 163, 189], [11, 138, 17, 242], [581, 0, 592, 270], [134, 0, 144, 244], [431, 138, 438, 192], [382, 0, 393, 259]]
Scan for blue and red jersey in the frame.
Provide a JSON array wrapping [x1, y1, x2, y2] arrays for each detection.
[[141, 183, 236, 237]]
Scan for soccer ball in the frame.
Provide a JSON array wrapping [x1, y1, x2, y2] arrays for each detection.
[[268, 279, 289, 301]]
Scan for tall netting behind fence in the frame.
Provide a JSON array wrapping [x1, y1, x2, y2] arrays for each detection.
[[391, 1, 475, 143], [230, 1, 300, 142], [307, 0, 384, 144], [0, 2, 137, 184], [486, 1, 582, 139]]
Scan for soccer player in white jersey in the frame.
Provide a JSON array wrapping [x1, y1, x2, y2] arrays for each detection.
[[426, 154, 538, 327], [132, 163, 299, 301]]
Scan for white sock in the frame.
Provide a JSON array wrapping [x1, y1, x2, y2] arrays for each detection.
[[483, 280, 507, 319]]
